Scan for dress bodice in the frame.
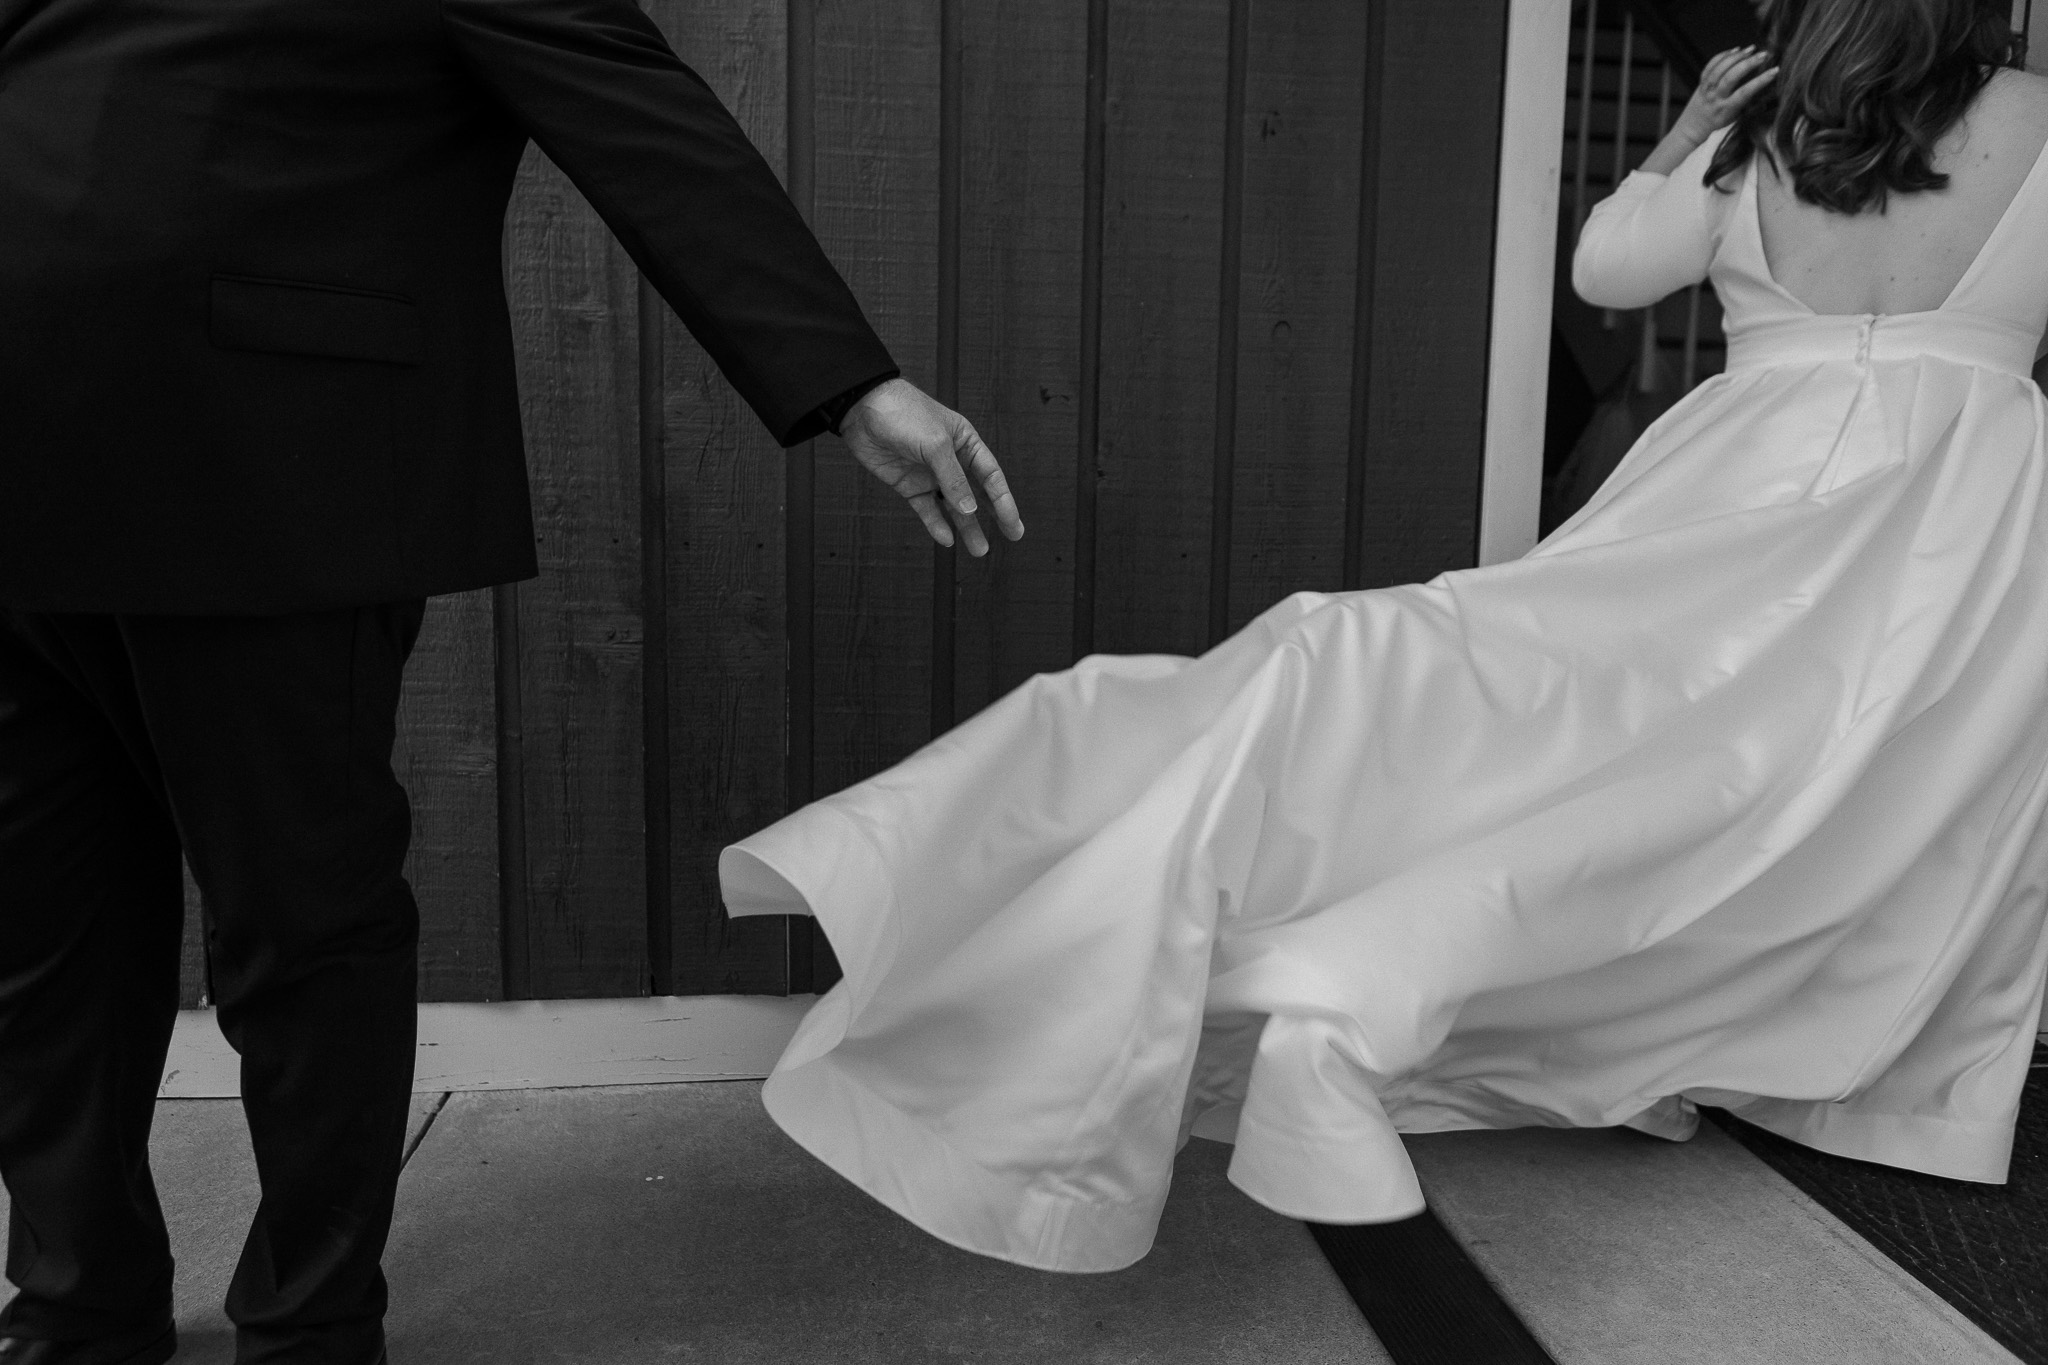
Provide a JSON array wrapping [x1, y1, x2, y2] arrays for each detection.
[[1574, 128, 2048, 381]]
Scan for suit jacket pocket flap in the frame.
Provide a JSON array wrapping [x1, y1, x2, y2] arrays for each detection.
[[210, 276, 422, 366]]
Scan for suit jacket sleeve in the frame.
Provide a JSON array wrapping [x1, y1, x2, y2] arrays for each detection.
[[441, 0, 897, 445]]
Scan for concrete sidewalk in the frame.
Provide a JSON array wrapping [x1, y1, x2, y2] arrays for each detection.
[[6, 1085, 1383, 1365], [0, 1082, 2022, 1364]]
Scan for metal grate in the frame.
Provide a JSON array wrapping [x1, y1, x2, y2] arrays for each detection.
[[1712, 1045, 2048, 1365]]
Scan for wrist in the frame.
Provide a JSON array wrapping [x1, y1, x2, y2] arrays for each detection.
[[819, 371, 902, 437], [842, 375, 914, 431], [1669, 111, 1720, 150]]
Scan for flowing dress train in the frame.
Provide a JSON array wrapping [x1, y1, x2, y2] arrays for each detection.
[[720, 130, 2048, 1272]]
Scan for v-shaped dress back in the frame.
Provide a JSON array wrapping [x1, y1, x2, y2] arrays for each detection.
[[722, 129, 2048, 1272], [1720, 128, 2048, 379]]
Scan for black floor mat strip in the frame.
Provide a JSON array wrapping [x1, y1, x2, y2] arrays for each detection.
[[1308, 1211, 1558, 1365], [1709, 1039, 2048, 1365]]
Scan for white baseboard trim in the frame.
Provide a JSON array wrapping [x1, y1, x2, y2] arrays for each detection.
[[158, 996, 2046, 1101], [159, 995, 815, 1099]]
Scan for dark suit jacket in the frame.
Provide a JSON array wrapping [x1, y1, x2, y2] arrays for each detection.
[[0, 0, 896, 614]]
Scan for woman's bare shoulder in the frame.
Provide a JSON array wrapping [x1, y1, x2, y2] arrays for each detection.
[[1974, 67, 2048, 126], [1946, 68, 2048, 168], [1992, 66, 2048, 98]]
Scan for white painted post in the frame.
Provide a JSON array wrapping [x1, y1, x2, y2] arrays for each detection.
[[1572, 0, 1598, 232], [1479, 0, 1572, 566]]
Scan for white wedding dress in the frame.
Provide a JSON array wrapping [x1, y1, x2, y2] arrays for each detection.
[[721, 130, 2048, 1272]]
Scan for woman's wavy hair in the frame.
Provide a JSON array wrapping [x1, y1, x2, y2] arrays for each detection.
[[1706, 0, 2024, 213]]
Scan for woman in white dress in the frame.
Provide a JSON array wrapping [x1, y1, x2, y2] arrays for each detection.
[[722, 0, 2048, 1272]]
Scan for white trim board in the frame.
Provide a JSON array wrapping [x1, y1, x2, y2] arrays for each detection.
[[160, 994, 2046, 1101], [1479, 0, 1571, 566], [159, 995, 814, 1099]]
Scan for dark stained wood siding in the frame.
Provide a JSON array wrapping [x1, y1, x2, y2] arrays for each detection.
[[650, 0, 794, 996], [1353, 0, 1511, 588], [1092, 0, 1229, 659], [179, 865, 205, 1008], [174, 0, 1513, 1005], [502, 149, 649, 999], [803, 0, 944, 990], [397, 590, 502, 1000], [952, 0, 1089, 711], [1227, 3, 1369, 632]]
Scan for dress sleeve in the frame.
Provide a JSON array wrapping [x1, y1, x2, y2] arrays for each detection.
[[1571, 131, 1738, 311], [440, 0, 897, 446]]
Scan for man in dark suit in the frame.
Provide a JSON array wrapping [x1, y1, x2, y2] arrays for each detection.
[[0, 0, 1024, 1360]]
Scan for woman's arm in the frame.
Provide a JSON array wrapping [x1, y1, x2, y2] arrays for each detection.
[[1572, 46, 1777, 309]]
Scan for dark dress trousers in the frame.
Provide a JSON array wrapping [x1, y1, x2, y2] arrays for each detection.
[[0, 0, 895, 1359]]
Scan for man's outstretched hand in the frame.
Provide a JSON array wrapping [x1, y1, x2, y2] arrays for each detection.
[[838, 378, 1025, 557]]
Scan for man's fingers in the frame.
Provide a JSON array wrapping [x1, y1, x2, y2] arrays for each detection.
[[908, 491, 955, 548], [960, 428, 1026, 541], [912, 486, 988, 556], [923, 434, 980, 518], [944, 496, 991, 557], [847, 385, 1022, 551]]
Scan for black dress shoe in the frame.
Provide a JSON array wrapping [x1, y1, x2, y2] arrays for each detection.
[[0, 1325, 175, 1365]]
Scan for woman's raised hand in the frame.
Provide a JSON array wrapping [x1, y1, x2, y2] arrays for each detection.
[[1638, 45, 1779, 176], [1680, 46, 1780, 137]]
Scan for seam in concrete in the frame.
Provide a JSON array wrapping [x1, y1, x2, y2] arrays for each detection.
[[403, 1091, 453, 1167]]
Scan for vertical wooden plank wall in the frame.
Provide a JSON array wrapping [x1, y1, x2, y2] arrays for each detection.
[[1353, 1, 1511, 587], [1227, 3, 1368, 634], [502, 150, 649, 1000], [952, 0, 1088, 711], [173, 0, 1514, 1007], [395, 591, 501, 999], [806, 2, 941, 775], [650, 0, 792, 996], [803, 0, 942, 990], [1093, 0, 1229, 658], [179, 866, 205, 1008]]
